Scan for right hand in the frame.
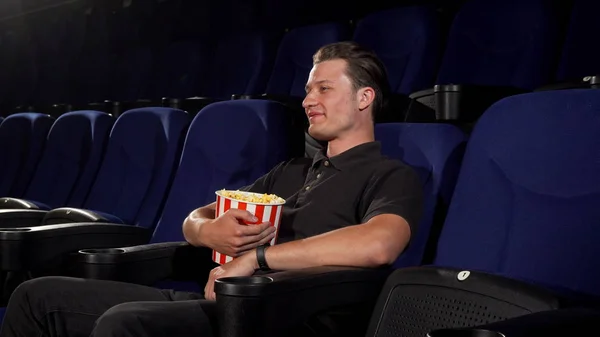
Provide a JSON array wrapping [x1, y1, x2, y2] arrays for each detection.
[[198, 209, 276, 257]]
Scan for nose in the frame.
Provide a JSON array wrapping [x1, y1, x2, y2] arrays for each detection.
[[302, 91, 317, 109]]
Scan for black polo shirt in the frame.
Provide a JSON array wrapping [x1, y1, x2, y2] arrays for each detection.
[[241, 141, 423, 244]]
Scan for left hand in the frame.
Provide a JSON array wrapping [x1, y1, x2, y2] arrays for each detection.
[[204, 251, 258, 301]]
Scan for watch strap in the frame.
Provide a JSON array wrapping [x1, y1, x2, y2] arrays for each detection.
[[256, 244, 271, 271]]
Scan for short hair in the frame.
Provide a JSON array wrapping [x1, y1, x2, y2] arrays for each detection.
[[312, 41, 390, 120]]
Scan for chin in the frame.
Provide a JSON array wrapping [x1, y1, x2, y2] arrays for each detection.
[[307, 127, 333, 142]]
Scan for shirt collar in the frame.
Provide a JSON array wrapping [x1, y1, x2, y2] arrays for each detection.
[[312, 141, 382, 171]]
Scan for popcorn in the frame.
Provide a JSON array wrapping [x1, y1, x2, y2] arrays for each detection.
[[218, 189, 285, 205], [212, 189, 286, 264]]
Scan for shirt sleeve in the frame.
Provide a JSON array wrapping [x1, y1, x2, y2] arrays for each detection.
[[360, 164, 424, 238], [237, 161, 288, 194]]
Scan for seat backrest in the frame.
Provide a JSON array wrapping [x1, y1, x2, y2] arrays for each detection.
[[375, 123, 467, 268], [555, 0, 600, 82], [265, 22, 352, 97], [23, 111, 114, 208], [83, 108, 189, 227], [150, 100, 292, 243], [353, 6, 441, 95], [436, 0, 563, 90], [434, 89, 600, 297], [0, 113, 54, 197], [365, 267, 559, 337], [203, 31, 281, 100]]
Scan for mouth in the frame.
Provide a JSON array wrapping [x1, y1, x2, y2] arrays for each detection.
[[307, 112, 325, 121]]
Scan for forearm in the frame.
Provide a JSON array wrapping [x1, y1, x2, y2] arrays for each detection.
[[183, 203, 215, 246], [263, 215, 410, 270]]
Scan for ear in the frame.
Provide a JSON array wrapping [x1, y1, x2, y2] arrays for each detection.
[[357, 87, 375, 111]]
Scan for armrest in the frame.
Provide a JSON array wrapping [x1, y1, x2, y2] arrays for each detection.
[[119, 99, 160, 112], [87, 100, 121, 116], [46, 103, 70, 118], [432, 84, 529, 122], [231, 94, 255, 100], [84, 100, 161, 117], [0, 209, 47, 228], [381, 92, 436, 123], [232, 93, 304, 110], [0, 222, 150, 271], [408, 85, 529, 122], [261, 93, 304, 109], [430, 308, 600, 337], [0, 197, 49, 210], [215, 266, 392, 337], [41, 207, 125, 225], [30, 103, 69, 118], [70, 242, 215, 286], [409, 87, 435, 104], [535, 80, 590, 92], [535, 75, 600, 92], [171, 97, 222, 114]]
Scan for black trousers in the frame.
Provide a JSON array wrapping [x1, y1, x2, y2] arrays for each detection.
[[0, 276, 216, 337]]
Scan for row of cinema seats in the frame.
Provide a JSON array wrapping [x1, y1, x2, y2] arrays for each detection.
[[0, 88, 599, 336], [8, 0, 600, 128]]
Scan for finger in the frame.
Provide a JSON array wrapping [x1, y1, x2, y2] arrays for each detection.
[[235, 232, 276, 254], [204, 275, 212, 300], [207, 285, 215, 301], [205, 269, 218, 300], [256, 231, 277, 246], [225, 209, 258, 223], [235, 225, 275, 246], [238, 222, 273, 236], [236, 249, 254, 256], [205, 275, 217, 301], [207, 283, 215, 301]]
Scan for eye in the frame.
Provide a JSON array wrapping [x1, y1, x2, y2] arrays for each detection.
[[320, 86, 329, 92]]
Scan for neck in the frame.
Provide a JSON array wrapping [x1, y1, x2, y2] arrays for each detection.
[[326, 125, 375, 157]]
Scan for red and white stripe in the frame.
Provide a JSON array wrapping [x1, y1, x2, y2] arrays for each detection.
[[213, 194, 283, 265]]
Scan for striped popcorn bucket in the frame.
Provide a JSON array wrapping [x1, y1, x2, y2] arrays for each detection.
[[212, 190, 286, 264]]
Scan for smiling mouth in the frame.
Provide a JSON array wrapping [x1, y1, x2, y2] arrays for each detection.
[[308, 115, 324, 123]]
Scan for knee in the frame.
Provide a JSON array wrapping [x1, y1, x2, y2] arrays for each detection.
[[9, 276, 69, 304], [2, 276, 73, 331], [8, 276, 95, 318], [92, 303, 143, 337]]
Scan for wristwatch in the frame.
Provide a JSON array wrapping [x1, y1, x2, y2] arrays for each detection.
[[256, 244, 271, 271]]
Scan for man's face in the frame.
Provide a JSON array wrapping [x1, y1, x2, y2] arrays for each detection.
[[302, 59, 362, 141]]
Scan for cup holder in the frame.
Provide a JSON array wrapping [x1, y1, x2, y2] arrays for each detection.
[[79, 248, 126, 255], [1, 228, 32, 232], [218, 276, 273, 285], [427, 329, 505, 337]]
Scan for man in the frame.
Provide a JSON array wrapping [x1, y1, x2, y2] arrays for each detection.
[[0, 41, 423, 337]]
